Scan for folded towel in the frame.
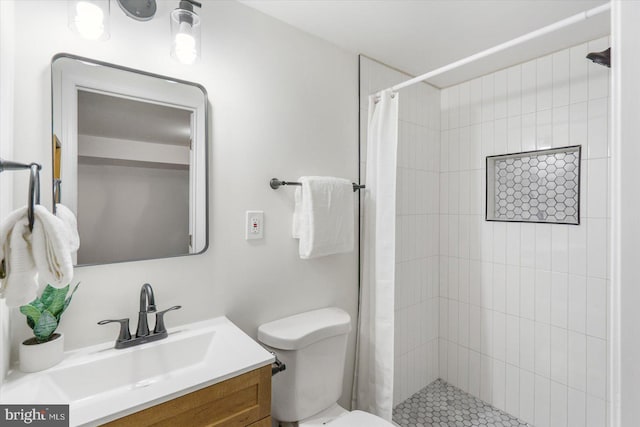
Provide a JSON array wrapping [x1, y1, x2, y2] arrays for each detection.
[[292, 185, 303, 239], [0, 204, 79, 307], [293, 176, 355, 259]]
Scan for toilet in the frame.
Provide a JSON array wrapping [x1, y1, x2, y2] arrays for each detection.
[[258, 307, 394, 427]]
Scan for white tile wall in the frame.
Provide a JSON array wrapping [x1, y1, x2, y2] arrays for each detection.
[[438, 38, 610, 427], [359, 57, 441, 406]]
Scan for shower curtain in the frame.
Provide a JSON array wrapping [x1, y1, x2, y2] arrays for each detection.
[[352, 89, 398, 421]]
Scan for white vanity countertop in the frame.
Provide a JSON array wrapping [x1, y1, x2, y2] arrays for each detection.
[[0, 316, 275, 426]]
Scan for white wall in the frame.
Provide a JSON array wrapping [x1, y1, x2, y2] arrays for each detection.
[[438, 37, 610, 427], [0, 0, 16, 388], [359, 57, 441, 407], [6, 0, 359, 407]]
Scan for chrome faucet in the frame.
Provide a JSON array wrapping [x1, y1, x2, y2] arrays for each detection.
[[98, 283, 181, 349]]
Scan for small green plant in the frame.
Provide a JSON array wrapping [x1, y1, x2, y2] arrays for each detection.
[[19, 283, 80, 343]]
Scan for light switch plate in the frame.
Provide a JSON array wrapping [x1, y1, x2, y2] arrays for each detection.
[[245, 211, 264, 240]]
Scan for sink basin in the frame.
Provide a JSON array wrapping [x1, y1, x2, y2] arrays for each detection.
[[50, 329, 214, 401], [0, 316, 274, 426]]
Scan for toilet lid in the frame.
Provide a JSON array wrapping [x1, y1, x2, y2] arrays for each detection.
[[328, 410, 395, 427]]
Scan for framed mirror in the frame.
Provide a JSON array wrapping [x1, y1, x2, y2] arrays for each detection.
[[51, 53, 208, 266]]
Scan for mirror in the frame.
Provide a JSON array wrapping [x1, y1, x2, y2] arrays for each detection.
[[51, 54, 208, 266]]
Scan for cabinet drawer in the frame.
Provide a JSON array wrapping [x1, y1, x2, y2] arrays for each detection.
[[103, 365, 271, 427]]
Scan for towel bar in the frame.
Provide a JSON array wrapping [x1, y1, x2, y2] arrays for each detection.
[[270, 178, 365, 192], [0, 158, 42, 231]]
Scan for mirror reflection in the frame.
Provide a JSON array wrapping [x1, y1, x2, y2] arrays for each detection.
[[51, 54, 208, 266]]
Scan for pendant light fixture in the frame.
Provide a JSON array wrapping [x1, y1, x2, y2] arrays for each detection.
[[170, 0, 202, 65], [68, 0, 110, 41]]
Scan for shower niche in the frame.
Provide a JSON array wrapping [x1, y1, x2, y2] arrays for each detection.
[[486, 145, 581, 225]]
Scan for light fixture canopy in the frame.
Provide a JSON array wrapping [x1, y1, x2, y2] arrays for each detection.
[[68, 0, 110, 41], [170, 0, 202, 65], [116, 0, 157, 22]]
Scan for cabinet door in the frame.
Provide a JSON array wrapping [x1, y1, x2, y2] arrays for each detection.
[[247, 417, 271, 427], [103, 365, 271, 427]]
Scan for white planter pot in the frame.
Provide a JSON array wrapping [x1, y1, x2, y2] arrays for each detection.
[[19, 333, 64, 373]]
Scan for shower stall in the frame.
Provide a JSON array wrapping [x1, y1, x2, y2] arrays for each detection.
[[358, 10, 611, 425]]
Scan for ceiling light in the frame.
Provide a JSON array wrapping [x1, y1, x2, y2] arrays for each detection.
[[68, 0, 110, 41], [170, 0, 202, 65], [68, 0, 204, 65]]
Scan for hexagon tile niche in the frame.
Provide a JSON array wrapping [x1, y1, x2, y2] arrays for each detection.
[[486, 145, 581, 225]]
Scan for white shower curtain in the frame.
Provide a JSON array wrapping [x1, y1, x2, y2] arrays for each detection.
[[352, 89, 398, 421]]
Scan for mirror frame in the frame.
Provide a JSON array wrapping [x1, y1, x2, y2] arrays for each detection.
[[51, 52, 209, 266]]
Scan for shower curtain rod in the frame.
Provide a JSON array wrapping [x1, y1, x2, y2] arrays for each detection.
[[386, 2, 611, 93]]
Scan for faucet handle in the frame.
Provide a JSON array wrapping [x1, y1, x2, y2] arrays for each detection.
[[153, 305, 182, 334], [98, 318, 132, 342]]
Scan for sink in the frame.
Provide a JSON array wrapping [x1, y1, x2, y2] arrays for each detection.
[[50, 329, 214, 401], [0, 316, 275, 426]]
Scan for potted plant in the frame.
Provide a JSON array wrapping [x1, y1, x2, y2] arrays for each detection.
[[18, 283, 79, 372]]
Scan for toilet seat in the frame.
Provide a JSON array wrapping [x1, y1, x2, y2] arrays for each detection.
[[327, 410, 395, 427]]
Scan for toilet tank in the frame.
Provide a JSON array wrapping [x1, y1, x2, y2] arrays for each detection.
[[258, 307, 352, 423]]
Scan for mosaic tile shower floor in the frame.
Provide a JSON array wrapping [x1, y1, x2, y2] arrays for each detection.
[[392, 379, 532, 427]]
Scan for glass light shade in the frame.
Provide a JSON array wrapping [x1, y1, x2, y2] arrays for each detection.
[[68, 0, 110, 41], [170, 9, 201, 65]]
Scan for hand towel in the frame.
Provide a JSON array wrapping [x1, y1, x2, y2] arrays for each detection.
[[0, 206, 29, 263], [31, 205, 76, 287], [0, 204, 79, 306], [0, 207, 38, 306], [294, 176, 355, 259], [292, 185, 303, 239], [54, 204, 80, 252]]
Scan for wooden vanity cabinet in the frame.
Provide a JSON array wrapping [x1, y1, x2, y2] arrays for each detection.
[[103, 365, 271, 427]]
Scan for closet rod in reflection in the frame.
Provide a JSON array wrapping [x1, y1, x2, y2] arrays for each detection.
[[270, 178, 365, 192]]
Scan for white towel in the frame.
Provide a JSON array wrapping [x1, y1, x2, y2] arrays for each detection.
[[0, 214, 38, 306], [54, 204, 80, 253], [31, 205, 77, 286], [0, 204, 79, 306], [292, 184, 303, 239], [292, 176, 355, 259]]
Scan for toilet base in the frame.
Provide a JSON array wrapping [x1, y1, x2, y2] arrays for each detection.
[[298, 403, 349, 426], [276, 403, 395, 427], [275, 403, 347, 426]]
